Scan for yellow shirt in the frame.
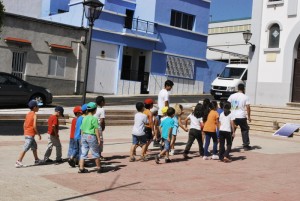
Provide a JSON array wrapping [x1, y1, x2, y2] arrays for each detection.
[[203, 110, 219, 132]]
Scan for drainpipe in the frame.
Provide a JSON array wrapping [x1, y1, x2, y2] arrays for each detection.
[[74, 43, 81, 94]]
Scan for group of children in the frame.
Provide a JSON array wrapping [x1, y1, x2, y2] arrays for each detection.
[[16, 96, 106, 174], [16, 95, 236, 172], [130, 98, 236, 164]]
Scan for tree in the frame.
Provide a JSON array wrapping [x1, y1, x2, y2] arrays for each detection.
[[0, 1, 4, 29]]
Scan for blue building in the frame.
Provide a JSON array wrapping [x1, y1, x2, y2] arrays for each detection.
[[3, 0, 226, 95]]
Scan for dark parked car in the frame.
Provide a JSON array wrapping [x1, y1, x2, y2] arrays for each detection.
[[0, 72, 52, 106]]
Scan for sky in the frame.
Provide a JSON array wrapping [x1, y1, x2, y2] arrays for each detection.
[[209, 0, 253, 22]]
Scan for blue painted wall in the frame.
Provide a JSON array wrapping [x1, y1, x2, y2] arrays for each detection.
[[154, 0, 210, 34]]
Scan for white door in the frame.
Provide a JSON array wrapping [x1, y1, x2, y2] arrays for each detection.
[[87, 41, 119, 94]]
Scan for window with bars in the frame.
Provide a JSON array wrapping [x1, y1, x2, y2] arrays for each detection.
[[170, 10, 194, 31], [48, 55, 66, 77], [166, 55, 194, 79]]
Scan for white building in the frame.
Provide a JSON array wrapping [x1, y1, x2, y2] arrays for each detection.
[[207, 18, 251, 64], [248, 0, 300, 106]]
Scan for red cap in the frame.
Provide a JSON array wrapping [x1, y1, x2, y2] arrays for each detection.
[[73, 106, 82, 114], [144, 98, 154, 105]]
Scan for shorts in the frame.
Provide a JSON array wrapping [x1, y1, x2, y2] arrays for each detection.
[[23, 136, 37, 152], [80, 134, 100, 159], [132, 134, 147, 145], [144, 127, 153, 141], [162, 138, 170, 151]]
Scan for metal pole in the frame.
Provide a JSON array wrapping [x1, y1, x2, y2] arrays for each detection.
[[82, 23, 93, 104]]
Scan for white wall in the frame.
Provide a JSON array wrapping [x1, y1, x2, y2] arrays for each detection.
[[135, 0, 156, 22]]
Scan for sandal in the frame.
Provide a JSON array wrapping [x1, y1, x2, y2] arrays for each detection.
[[78, 168, 89, 173]]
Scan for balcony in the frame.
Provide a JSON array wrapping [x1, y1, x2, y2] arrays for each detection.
[[124, 17, 158, 41]]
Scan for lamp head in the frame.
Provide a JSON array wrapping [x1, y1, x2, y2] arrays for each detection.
[[243, 30, 252, 44], [83, 0, 104, 24]]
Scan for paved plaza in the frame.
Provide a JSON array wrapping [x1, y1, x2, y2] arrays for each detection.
[[1, 107, 300, 201]]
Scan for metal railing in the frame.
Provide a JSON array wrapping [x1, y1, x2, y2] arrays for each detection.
[[132, 18, 155, 34]]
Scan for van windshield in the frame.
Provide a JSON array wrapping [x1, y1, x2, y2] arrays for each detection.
[[219, 67, 245, 79]]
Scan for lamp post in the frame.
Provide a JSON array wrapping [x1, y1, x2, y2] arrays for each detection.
[[82, 0, 104, 104], [243, 30, 256, 52]]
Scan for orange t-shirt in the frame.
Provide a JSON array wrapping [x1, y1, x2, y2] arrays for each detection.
[[203, 110, 219, 132], [70, 118, 77, 139], [24, 111, 36, 136], [143, 109, 152, 128]]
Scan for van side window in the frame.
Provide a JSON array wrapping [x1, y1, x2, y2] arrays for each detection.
[[242, 70, 248, 81]]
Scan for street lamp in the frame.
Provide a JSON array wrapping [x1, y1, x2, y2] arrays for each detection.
[[243, 30, 256, 52], [82, 0, 104, 104]]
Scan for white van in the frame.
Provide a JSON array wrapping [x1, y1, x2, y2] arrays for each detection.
[[210, 64, 248, 100]]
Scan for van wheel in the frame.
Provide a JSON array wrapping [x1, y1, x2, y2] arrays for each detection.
[[214, 95, 221, 100]]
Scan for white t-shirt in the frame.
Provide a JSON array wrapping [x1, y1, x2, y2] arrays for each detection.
[[188, 113, 202, 130], [228, 92, 250, 118], [219, 112, 235, 132], [132, 112, 148, 136], [94, 107, 105, 130], [158, 88, 169, 116]]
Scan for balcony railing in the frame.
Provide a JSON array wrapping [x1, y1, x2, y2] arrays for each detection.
[[131, 18, 155, 34]]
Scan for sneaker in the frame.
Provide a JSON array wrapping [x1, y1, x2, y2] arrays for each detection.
[[129, 157, 136, 162], [15, 160, 23, 168], [165, 158, 171, 163], [183, 153, 188, 159], [45, 159, 53, 163], [203, 156, 210, 160], [212, 155, 219, 160], [155, 155, 160, 164], [55, 159, 64, 164], [68, 158, 76, 167], [140, 156, 149, 162], [34, 159, 44, 165], [169, 150, 174, 156], [223, 157, 232, 163], [99, 156, 106, 161], [243, 145, 252, 151]]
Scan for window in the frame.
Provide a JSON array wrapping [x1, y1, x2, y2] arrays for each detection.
[[48, 55, 66, 77], [124, 9, 134, 29], [166, 55, 194, 79], [268, 24, 280, 48], [170, 10, 194, 31]]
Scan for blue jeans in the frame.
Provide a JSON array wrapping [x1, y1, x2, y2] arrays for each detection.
[[132, 134, 147, 145], [204, 132, 218, 156], [67, 138, 75, 158], [71, 139, 81, 160], [163, 138, 170, 151], [80, 134, 100, 159]]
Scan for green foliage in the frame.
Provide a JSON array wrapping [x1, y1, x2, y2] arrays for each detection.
[[0, 1, 4, 29]]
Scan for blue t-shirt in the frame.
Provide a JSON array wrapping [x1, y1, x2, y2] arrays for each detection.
[[172, 115, 179, 135], [74, 116, 84, 140], [160, 117, 174, 139]]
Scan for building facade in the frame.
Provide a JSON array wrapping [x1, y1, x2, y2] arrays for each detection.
[[0, 13, 87, 95], [248, 0, 300, 106], [207, 18, 251, 64], [2, 0, 226, 95]]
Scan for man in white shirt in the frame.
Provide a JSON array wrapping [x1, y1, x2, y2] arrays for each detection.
[[228, 84, 252, 151], [157, 80, 174, 118]]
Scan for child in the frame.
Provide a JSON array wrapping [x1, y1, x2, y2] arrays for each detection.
[[129, 102, 148, 162], [150, 106, 160, 146], [69, 104, 87, 167], [216, 100, 225, 139], [203, 101, 219, 160], [94, 96, 106, 160], [170, 104, 188, 155], [143, 98, 154, 156], [155, 107, 175, 164], [79, 102, 101, 173], [183, 103, 204, 159], [44, 106, 64, 163], [67, 106, 82, 167], [15, 100, 43, 168], [219, 102, 235, 162]]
